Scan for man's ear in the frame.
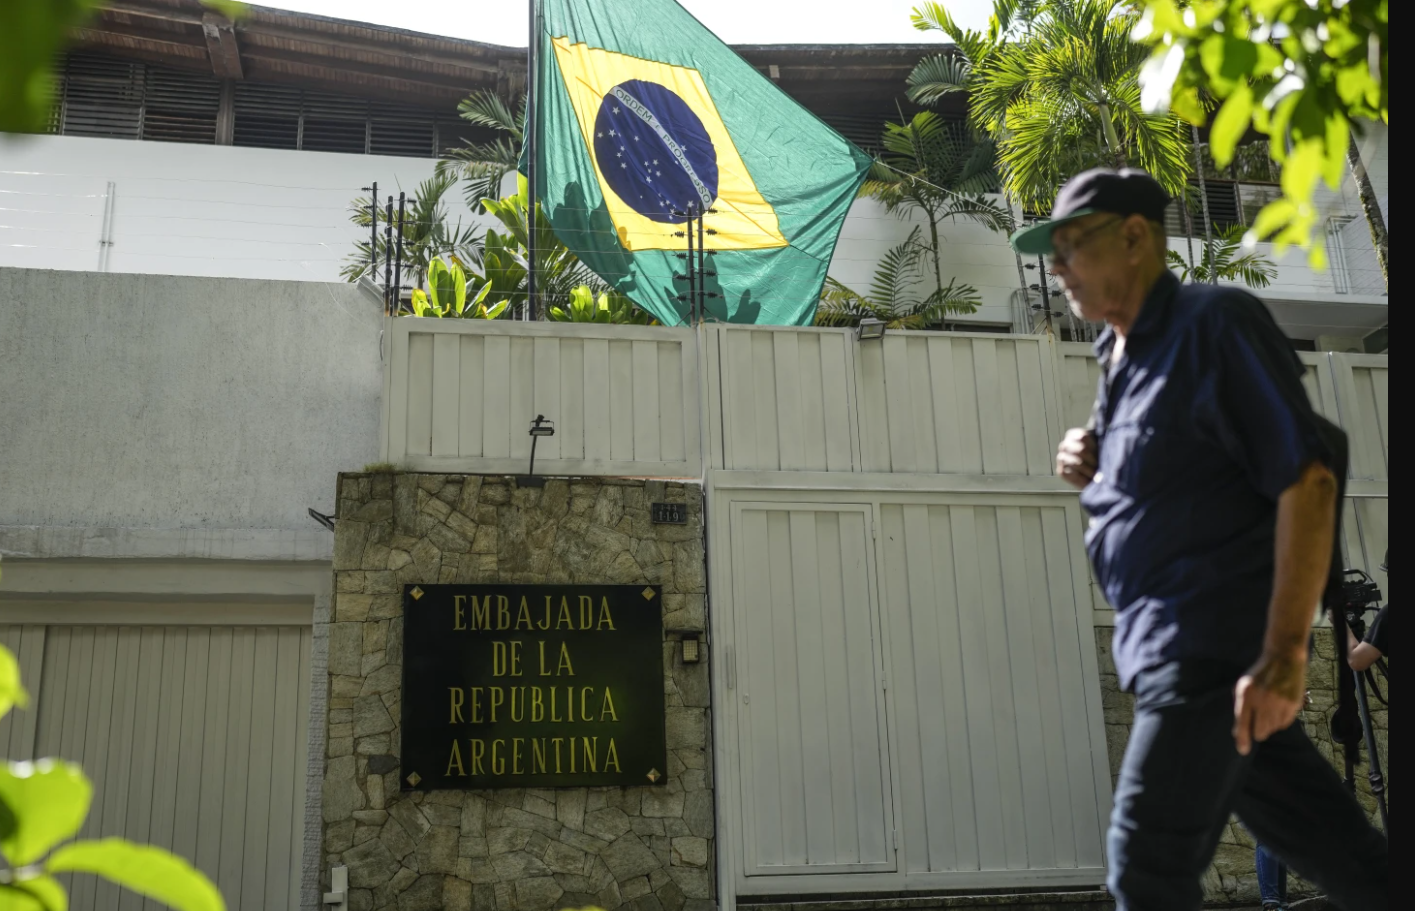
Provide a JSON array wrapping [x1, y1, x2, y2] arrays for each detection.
[[1123, 215, 1150, 259]]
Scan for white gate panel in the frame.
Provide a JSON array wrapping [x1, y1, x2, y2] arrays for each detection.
[[3, 623, 310, 911], [877, 500, 1108, 876], [729, 503, 896, 876]]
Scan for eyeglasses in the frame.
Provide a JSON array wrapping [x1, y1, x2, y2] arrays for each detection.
[[1048, 216, 1123, 269]]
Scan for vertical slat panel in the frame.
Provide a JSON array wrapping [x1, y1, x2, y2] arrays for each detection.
[[405, 333, 434, 457], [816, 513, 855, 859], [1022, 510, 1077, 868], [993, 342, 1027, 474], [995, 507, 1055, 868], [1040, 508, 1106, 864], [532, 338, 561, 461], [816, 333, 854, 471], [196, 629, 233, 889], [772, 333, 807, 470], [900, 505, 953, 871], [0, 625, 44, 758], [609, 339, 635, 461], [857, 338, 891, 472], [558, 338, 585, 460], [582, 338, 611, 462], [951, 340, 984, 473], [750, 332, 781, 471], [906, 339, 939, 472], [948, 506, 1006, 867], [657, 341, 685, 463], [724, 330, 758, 469], [508, 337, 535, 460], [430, 333, 461, 457], [631, 340, 661, 462], [787, 511, 833, 862], [766, 511, 807, 863], [218, 629, 257, 910], [1016, 340, 1055, 475], [173, 628, 212, 867], [926, 339, 963, 473], [972, 340, 1007, 474], [927, 506, 980, 870], [145, 629, 186, 859], [117, 629, 165, 911], [1351, 366, 1386, 479], [480, 336, 512, 459], [1366, 366, 1388, 476], [457, 335, 484, 457], [738, 508, 782, 866], [241, 629, 279, 911], [882, 336, 918, 473], [793, 335, 826, 471], [880, 504, 928, 873], [94, 628, 141, 909]]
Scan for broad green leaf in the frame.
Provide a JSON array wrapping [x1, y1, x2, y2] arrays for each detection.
[[410, 289, 430, 317], [1209, 84, 1253, 166], [1280, 139, 1324, 202], [1, 643, 27, 719], [1199, 34, 1258, 91], [47, 839, 224, 911], [2, 875, 68, 911], [0, 760, 91, 867], [200, 0, 246, 20], [1321, 114, 1350, 187], [1249, 197, 1297, 243]]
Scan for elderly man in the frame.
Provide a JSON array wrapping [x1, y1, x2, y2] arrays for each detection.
[[1011, 169, 1388, 910]]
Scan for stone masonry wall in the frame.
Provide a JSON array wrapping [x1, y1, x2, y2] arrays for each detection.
[[1096, 625, 1388, 904], [323, 473, 713, 911]]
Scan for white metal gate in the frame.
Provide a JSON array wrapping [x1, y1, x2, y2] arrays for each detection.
[[0, 622, 311, 911]]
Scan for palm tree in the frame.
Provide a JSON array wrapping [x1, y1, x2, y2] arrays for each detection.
[[437, 90, 525, 212], [816, 226, 981, 329], [861, 112, 1014, 301], [341, 172, 481, 288], [909, 0, 1193, 211], [1166, 223, 1277, 288]]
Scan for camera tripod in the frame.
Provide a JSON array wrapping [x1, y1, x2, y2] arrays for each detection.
[[1342, 609, 1389, 833]]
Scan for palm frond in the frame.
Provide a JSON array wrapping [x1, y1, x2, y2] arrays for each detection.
[[906, 53, 972, 106], [456, 90, 524, 139]]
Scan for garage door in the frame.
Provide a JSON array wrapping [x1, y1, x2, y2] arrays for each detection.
[[0, 623, 310, 911]]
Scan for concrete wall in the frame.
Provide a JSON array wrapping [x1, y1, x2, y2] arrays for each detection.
[[0, 267, 384, 559]]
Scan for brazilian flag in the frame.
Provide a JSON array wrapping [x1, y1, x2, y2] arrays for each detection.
[[530, 0, 871, 326]]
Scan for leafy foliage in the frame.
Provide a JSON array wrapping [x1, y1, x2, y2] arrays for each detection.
[[409, 258, 509, 319], [0, 641, 225, 911], [816, 226, 982, 329], [437, 91, 527, 212], [342, 172, 481, 288], [548, 286, 657, 325], [910, 0, 1194, 210], [1132, 0, 1388, 272], [860, 112, 1012, 307], [1167, 223, 1277, 287]]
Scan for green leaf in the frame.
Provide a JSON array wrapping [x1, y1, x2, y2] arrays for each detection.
[[2, 875, 69, 911], [1, 642, 28, 719], [0, 759, 91, 866], [1209, 84, 1253, 167], [1249, 197, 1297, 243], [46, 839, 225, 911], [1321, 114, 1350, 187], [1199, 34, 1258, 91]]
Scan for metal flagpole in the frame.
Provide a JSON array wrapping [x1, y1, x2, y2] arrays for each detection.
[[526, 0, 539, 321]]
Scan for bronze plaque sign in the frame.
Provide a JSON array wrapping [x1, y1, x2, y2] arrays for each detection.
[[399, 584, 667, 789]]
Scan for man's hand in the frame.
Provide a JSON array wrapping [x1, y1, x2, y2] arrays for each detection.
[[1056, 428, 1098, 490], [1233, 649, 1307, 755]]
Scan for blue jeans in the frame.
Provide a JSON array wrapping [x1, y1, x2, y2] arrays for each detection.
[[1255, 843, 1288, 904], [1108, 660, 1387, 911]]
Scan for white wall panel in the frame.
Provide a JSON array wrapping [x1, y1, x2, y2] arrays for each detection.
[[384, 319, 701, 477], [7, 623, 310, 911], [728, 503, 895, 877]]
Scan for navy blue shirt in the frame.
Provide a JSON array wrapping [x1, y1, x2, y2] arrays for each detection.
[[1081, 272, 1332, 689]]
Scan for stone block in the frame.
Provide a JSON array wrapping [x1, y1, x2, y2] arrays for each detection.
[[397, 874, 444, 911], [325, 818, 355, 853], [491, 850, 551, 880], [664, 709, 705, 750], [524, 791, 557, 820], [353, 695, 396, 738], [381, 816, 418, 861], [544, 840, 590, 876], [323, 755, 364, 821], [602, 834, 661, 881], [556, 789, 587, 832], [456, 855, 498, 884], [488, 826, 530, 855], [656, 878, 686, 911], [665, 865, 710, 900], [621, 875, 652, 900], [338, 572, 366, 593], [443, 876, 472, 911], [584, 807, 632, 841], [389, 799, 432, 843], [516, 877, 566, 910], [669, 837, 708, 868], [329, 622, 365, 676], [559, 827, 610, 855], [496, 805, 564, 838], [335, 520, 370, 570], [361, 664, 401, 698], [682, 792, 713, 839], [344, 837, 400, 888], [631, 817, 666, 837], [461, 795, 488, 836], [417, 825, 460, 874]]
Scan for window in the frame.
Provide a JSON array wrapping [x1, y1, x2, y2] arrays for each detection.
[[57, 53, 219, 144]]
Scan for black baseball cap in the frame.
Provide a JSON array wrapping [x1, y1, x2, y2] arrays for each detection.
[[1010, 168, 1171, 255]]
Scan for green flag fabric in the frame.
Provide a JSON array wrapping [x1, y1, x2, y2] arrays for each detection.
[[529, 0, 871, 326]]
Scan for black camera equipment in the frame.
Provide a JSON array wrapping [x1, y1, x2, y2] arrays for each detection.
[[1330, 568, 1388, 832]]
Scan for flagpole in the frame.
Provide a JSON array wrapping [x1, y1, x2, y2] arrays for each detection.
[[526, 0, 539, 321]]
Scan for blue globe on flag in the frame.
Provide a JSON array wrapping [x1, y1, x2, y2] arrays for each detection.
[[592, 80, 719, 224]]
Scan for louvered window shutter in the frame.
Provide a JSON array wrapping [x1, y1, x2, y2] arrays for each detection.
[[233, 82, 302, 149], [140, 66, 221, 144], [60, 53, 145, 140], [370, 102, 436, 157], [301, 91, 369, 153]]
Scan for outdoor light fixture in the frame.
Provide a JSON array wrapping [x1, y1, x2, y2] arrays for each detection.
[[680, 632, 701, 664], [857, 318, 886, 341], [521, 415, 556, 488], [308, 508, 336, 532]]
